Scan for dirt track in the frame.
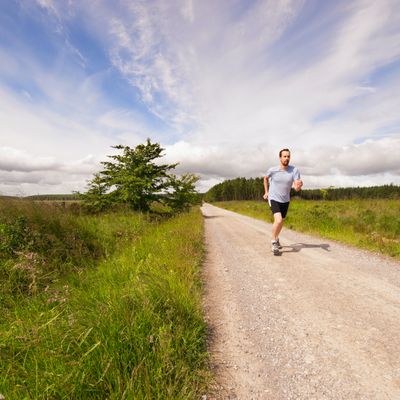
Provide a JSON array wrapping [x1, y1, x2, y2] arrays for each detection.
[[201, 203, 400, 400]]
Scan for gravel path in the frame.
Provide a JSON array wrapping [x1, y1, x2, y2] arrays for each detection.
[[201, 203, 400, 400]]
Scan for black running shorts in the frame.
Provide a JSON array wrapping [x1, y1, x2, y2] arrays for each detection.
[[269, 199, 290, 218]]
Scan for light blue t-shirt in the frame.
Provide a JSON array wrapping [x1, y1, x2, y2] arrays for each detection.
[[266, 165, 300, 203]]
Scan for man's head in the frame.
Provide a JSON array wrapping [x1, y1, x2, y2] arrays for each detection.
[[279, 148, 290, 168]]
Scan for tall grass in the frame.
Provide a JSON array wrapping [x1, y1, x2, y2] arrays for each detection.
[[212, 199, 400, 259], [0, 199, 106, 303], [0, 199, 209, 399]]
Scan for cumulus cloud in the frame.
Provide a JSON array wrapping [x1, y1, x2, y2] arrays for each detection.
[[327, 138, 400, 176], [164, 141, 276, 178], [0, 147, 101, 195], [0, 147, 60, 172], [297, 136, 400, 175]]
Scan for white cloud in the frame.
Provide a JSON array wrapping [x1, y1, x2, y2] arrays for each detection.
[[297, 136, 400, 175], [181, 0, 194, 23], [1, 0, 400, 195], [106, 2, 199, 132], [0, 147, 60, 172], [0, 85, 131, 195], [164, 140, 275, 178], [0, 146, 101, 195]]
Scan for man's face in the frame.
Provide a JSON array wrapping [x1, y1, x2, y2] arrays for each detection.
[[280, 151, 290, 167]]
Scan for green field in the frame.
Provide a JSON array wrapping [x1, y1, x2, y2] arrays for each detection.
[[0, 199, 209, 399], [212, 199, 400, 259]]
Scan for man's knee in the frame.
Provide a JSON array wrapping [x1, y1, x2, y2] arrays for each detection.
[[273, 213, 283, 224]]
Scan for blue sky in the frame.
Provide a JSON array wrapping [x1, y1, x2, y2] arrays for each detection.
[[0, 0, 399, 195]]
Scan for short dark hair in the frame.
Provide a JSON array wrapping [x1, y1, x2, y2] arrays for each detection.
[[279, 148, 290, 157]]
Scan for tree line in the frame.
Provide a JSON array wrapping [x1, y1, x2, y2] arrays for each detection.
[[204, 177, 400, 202], [25, 194, 80, 201]]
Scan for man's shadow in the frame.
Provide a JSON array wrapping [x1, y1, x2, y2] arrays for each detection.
[[280, 242, 330, 253]]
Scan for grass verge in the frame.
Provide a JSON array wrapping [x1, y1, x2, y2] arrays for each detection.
[[212, 199, 400, 259], [0, 201, 209, 399]]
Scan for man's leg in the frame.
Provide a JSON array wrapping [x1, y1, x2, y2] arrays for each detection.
[[272, 212, 284, 241], [269, 201, 288, 253]]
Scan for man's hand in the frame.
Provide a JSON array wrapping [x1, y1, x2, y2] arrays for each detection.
[[263, 192, 268, 200], [293, 179, 303, 192]]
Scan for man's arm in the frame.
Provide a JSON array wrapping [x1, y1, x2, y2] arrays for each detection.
[[293, 167, 303, 192], [293, 178, 303, 191], [293, 180, 303, 191], [263, 176, 269, 200]]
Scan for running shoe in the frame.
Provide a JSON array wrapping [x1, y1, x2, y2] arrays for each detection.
[[271, 241, 280, 255], [276, 238, 282, 249]]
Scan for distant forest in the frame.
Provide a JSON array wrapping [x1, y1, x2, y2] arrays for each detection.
[[25, 194, 80, 201], [204, 177, 400, 202]]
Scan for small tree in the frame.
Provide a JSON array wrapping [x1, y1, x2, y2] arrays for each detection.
[[164, 173, 200, 212], [81, 173, 111, 212], [81, 139, 199, 213]]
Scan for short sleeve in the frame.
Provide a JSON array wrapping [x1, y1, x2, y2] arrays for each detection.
[[266, 167, 273, 177]]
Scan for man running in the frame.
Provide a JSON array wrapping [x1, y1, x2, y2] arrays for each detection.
[[263, 148, 303, 255]]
